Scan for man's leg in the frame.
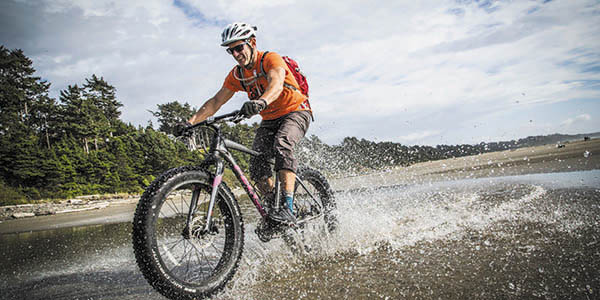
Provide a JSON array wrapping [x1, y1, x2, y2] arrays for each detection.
[[250, 122, 276, 196], [271, 111, 311, 219], [255, 176, 274, 196], [279, 169, 296, 214], [280, 169, 296, 194]]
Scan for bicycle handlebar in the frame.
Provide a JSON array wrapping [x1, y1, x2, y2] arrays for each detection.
[[188, 110, 245, 131]]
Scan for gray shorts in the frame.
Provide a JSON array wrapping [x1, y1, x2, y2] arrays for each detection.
[[250, 110, 311, 181]]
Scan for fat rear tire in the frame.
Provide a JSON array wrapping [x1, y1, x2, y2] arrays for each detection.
[[295, 167, 337, 232]]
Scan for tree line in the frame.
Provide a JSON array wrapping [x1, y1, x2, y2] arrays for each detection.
[[1, 46, 583, 205], [1, 47, 197, 204], [0, 46, 266, 205]]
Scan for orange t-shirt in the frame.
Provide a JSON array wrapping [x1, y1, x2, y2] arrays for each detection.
[[223, 51, 309, 120]]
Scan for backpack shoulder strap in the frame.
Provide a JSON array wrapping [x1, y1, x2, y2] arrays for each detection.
[[259, 51, 270, 77], [236, 66, 247, 92], [237, 51, 269, 90]]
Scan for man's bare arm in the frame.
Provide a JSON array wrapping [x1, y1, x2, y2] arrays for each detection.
[[260, 66, 286, 105], [188, 87, 235, 124]]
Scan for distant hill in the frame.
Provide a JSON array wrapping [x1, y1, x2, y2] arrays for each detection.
[[509, 132, 600, 147], [483, 132, 600, 151], [297, 132, 600, 176]]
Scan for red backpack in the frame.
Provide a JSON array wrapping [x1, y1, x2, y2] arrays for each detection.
[[237, 51, 312, 112], [281, 55, 309, 97]]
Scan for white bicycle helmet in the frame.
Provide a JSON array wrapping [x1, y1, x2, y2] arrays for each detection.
[[221, 22, 257, 46]]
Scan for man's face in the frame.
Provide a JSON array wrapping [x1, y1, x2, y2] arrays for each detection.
[[227, 40, 252, 67]]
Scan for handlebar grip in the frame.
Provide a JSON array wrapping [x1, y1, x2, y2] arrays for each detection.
[[189, 110, 246, 129]]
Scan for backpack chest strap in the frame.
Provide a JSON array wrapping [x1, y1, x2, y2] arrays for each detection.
[[237, 51, 270, 93]]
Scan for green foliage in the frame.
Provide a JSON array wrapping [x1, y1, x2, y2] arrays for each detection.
[[0, 180, 27, 206], [149, 101, 196, 135], [0, 47, 216, 202], [84, 74, 122, 128]]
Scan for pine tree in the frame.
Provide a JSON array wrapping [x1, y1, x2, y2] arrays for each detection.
[[58, 84, 107, 153], [83, 74, 122, 138], [0, 46, 55, 196], [149, 101, 196, 134]]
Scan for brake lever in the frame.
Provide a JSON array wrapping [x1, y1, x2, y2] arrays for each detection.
[[231, 111, 246, 124], [181, 125, 194, 138]]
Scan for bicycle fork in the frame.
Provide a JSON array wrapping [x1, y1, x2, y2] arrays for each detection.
[[182, 160, 224, 238], [203, 160, 224, 234], [182, 184, 202, 239]]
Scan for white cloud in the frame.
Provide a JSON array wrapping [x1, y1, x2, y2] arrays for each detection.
[[1, 0, 599, 145], [398, 130, 443, 143], [561, 114, 592, 126]]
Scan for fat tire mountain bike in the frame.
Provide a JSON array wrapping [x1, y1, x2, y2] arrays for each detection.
[[132, 110, 336, 300]]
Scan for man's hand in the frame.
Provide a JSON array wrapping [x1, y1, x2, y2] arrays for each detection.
[[240, 99, 267, 117], [174, 121, 192, 137]]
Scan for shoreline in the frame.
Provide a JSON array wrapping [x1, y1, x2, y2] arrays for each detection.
[[1, 138, 598, 234], [0, 195, 139, 222], [333, 138, 599, 190]]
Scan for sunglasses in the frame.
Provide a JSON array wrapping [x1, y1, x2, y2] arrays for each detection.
[[226, 43, 247, 55]]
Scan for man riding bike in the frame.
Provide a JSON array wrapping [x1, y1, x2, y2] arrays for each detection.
[[182, 22, 312, 225]]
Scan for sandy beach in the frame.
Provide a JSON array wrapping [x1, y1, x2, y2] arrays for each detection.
[[1, 138, 598, 234]]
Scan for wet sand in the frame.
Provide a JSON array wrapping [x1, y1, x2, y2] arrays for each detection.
[[0, 201, 138, 234], [0, 138, 597, 234], [251, 186, 600, 300]]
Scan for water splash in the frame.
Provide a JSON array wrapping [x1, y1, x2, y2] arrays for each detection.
[[213, 179, 582, 299]]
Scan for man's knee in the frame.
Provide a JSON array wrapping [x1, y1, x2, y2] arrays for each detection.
[[275, 155, 297, 174]]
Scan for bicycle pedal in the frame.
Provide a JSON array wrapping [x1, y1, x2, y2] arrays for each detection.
[[255, 227, 272, 242], [255, 219, 291, 242]]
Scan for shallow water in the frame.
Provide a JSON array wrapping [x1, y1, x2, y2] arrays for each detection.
[[1, 170, 599, 299]]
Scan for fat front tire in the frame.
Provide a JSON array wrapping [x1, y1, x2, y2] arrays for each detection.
[[132, 166, 244, 300]]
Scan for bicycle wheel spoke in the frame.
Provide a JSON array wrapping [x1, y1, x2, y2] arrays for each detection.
[[191, 240, 217, 272], [176, 240, 191, 267], [180, 194, 186, 217], [192, 248, 206, 280], [165, 238, 185, 252], [165, 198, 181, 216], [210, 241, 223, 255], [183, 242, 193, 280], [159, 205, 225, 281]]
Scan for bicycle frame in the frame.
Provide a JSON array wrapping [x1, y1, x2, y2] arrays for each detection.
[[182, 113, 266, 235], [183, 111, 321, 235]]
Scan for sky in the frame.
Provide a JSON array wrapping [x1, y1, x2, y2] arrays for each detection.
[[1, 0, 599, 146]]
